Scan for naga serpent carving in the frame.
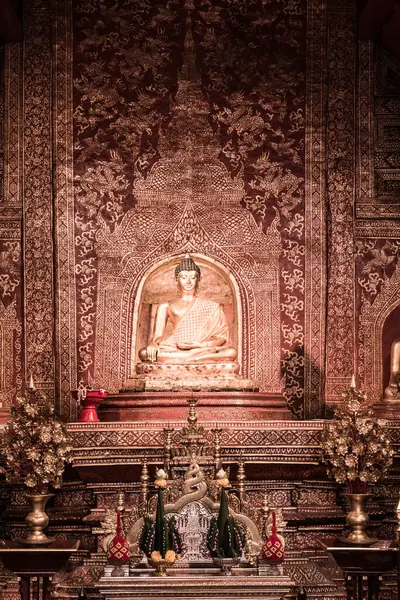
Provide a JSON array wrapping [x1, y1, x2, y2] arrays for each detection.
[[165, 462, 208, 512], [127, 463, 208, 547], [127, 462, 261, 554]]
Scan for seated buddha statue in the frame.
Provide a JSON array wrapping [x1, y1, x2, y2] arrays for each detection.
[[138, 255, 237, 365], [383, 338, 400, 399]]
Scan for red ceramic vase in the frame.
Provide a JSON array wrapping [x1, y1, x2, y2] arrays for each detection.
[[72, 389, 108, 423]]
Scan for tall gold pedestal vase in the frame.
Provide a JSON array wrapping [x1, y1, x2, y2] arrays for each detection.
[[23, 494, 55, 546], [342, 494, 377, 546]]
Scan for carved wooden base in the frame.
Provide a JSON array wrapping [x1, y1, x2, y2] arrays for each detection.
[[97, 391, 292, 422], [98, 573, 294, 599], [124, 362, 258, 392], [373, 400, 400, 419]]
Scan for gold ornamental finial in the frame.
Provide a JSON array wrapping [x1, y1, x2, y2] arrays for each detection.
[[237, 460, 246, 504], [140, 461, 149, 514], [261, 493, 270, 536], [187, 396, 198, 427]]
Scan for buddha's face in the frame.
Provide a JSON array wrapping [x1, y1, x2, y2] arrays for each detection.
[[177, 270, 199, 294]]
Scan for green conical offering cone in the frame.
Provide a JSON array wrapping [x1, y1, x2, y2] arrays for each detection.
[[154, 487, 166, 554], [217, 487, 229, 550]]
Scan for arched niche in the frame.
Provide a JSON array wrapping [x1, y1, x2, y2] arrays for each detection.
[[360, 260, 400, 400], [130, 254, 242, 376], [382, 304, 400, 392]]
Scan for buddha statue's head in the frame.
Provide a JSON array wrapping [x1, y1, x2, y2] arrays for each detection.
[[175, 254, 201, 295]]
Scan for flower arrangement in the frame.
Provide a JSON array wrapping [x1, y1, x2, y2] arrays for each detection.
[[139, 469, 182, 565], [207, 469, 246, 559], [322, 382, 394, 493], [0, 387, 72, 493]]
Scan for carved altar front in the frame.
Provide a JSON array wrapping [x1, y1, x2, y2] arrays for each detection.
[[32, 410, 394, 600], [98, 572, 293, 600]]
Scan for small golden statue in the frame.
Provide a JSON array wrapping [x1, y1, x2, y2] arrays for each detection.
[[138, 254, 237, 365], [384, 339, 400, 399]]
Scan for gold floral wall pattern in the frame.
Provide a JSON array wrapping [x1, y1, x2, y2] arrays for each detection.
[[355, 40, 400, 402], [192, 0, 306, 413], [8, 0, 398, 419], [73, 0, 185, 380], [0, 38, 23, 414], [72, 0, 310, 417], [0, 239, 22, 410]]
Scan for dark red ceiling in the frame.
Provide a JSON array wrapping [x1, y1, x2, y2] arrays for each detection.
[[358, 0, 400, 61], [0, 2, 398, 63], [0, 0, 22, 43]]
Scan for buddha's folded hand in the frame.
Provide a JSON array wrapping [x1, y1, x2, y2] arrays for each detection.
[[176, 341, 203, 350]]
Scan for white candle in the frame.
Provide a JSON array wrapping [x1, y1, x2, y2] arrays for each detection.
[[350, 374, 356, 389], [28, 373, 35, 390]]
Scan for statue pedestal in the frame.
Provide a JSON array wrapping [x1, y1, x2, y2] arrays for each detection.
[[373, 399, 400, 419], [124, 362, 258, 392], [97, 391, 292, 422]]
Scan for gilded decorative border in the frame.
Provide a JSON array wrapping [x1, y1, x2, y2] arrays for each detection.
[[325, 1, 356, 401], [356, 40, 374, 219], [3, 43, 22, 207], [304, 0, 327, 417], [23, 0, 55, 397], [53, 0, 77, 418], [375, 115, 400, 152], [0, 42, 23, 409], [68, 421, 325, 468]]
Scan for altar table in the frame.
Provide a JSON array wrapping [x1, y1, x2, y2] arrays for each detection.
[[323, 540, 399, 600], [0, 539, 80, 600]]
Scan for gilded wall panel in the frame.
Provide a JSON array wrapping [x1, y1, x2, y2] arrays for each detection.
[[23, 0, 55, 397], [53, 0, 77, 418], [325, 0, 356, 401], [69, 0, 329, 418], [355, 42, 400, 398], [0, 42, 23, 412], [356, 44, 400, 219], [0, 231, 22, 410], [7, 0, 334, 417]]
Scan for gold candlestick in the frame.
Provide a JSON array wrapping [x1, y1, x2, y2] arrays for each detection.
[[140, 461, 149, 514]]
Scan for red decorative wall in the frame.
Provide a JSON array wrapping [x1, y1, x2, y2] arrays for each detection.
[[0, 0, 399, 420]]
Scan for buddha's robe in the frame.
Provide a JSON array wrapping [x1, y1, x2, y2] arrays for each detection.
[[156, 298, 233, 363]]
